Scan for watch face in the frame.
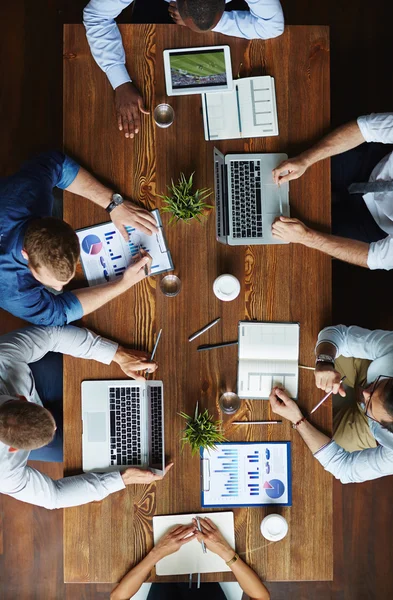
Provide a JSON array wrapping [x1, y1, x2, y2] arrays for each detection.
[[112, 193, 123, 205]]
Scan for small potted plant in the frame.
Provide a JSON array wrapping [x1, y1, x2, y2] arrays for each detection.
[[180, 402, 226, 456], [159, 172, 212, 224]]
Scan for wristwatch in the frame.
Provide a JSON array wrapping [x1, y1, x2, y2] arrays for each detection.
[[106, 193, 124, 214], [225, 552, 239, 567], [315, 353, 335, 366]]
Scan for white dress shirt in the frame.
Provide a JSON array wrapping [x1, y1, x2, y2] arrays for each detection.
[[356, 113, 393, 270], [313, 324, 393, 484], [0, 326, 125, 509], [83, 0, 284, 89]]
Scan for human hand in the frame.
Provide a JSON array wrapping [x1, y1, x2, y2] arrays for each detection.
[[121, 462, 174, 485], [153, 525, 196, 561], [269, 387, 303, 424], [121, 254, 152, 289], [315, 362, 346, 396], [168, 1, 186, 25], [111, 200, 159, 239], [272, 156, 310, 185], [113, 347, 157, 380], [271, 216, 312, 244], [193, 517, 235, 562], [115, 82, 149, 139]]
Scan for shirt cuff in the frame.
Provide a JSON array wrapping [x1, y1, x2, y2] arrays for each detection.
[[95, 337, 119, 365], [212, 12, 229, 35], [63, 292, 84, 324], [99, 471, 126, 493], [57, 156, 80, 189], [357, 115, 370, 142], [107, 64, 132, 90]]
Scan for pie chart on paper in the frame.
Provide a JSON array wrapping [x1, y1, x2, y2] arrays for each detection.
[[81, 234, 103, 256], [264, 479, 285, 499]]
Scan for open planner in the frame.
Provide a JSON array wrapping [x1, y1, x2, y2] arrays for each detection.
[[76, 209, 173, 286], [237, 321, 300, 399], [202, 76, 278, 141], [201, 442, 292, 507], [153, 512, 235, 575]]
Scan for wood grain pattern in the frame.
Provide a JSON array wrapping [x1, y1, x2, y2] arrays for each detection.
[[63, 24, 331, 583]]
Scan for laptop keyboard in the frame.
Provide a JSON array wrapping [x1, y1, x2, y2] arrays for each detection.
[[109, 386, 141, 466], [215, 160, 222, 237], [150, 386, 163, 466], [230, 160, 263, 238]]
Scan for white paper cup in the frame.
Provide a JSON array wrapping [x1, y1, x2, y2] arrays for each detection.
[[213, 274, 240, 302], [260, 514, 288, 542]]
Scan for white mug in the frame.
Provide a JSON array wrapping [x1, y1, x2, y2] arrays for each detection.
[[260, 514, 288, 542], [213, 274, 241, 302]]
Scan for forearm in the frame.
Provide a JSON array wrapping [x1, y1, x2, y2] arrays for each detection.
[[65, 166, 113, 210], [230, 557, 270, 599], [315, 341, 338, 360], [111, 550, 159, 600], [301, 230, 369, 268], [299, 120, 365, 168], [73, 278, 128, 316], [296, 419, 331, 455]]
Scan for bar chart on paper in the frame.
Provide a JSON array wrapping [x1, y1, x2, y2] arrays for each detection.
[[201, 442, 291, 507]]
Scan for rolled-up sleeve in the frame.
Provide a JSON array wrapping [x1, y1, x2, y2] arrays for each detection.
[[83, 0, 133, 89], [367, 235, 393, 270], [19, 151, 80, 190], [316, 324, 393, 362], [357, 113, 393, 144], [314, 440, 393, 483], [213, 0, 284, 40]]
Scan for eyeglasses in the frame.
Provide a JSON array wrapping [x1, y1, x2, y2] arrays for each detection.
[[362, 375, 393, 425]]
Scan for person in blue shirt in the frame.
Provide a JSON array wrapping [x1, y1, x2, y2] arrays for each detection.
[[0, 151, 158, 326], [83, 0, 284, 139]]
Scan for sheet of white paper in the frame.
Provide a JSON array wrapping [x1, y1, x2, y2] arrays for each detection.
[[238, 322, 299, 361], [153, 512, 235, 575], [76, 210, 173, 286], [238, 358, 298, 399], [202, 443, 291, 507]]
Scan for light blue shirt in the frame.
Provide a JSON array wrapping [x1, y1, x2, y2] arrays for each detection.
[[83, 0, 285, 89], [314, 325, 393, 484]]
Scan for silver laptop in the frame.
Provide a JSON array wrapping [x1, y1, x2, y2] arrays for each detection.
[[81, 380, 165, 475], [214, 148, 290, 245]]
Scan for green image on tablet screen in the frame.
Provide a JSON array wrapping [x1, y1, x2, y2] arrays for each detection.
[[170, 50, 227, 89]]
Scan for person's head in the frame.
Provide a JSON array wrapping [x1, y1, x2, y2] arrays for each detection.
[[0, 397, 56, 452], [22, 217, 80, 292], [362, 376, 393, 433], [177, 0, 225, 32]]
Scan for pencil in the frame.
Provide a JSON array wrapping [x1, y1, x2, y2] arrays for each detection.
[[233, 420, 282, 425]]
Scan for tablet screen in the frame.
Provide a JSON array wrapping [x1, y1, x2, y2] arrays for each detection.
[[169, 48, 227, 90]]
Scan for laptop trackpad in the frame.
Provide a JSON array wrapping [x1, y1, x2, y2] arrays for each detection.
[[87, 413, 107, 443], [265, 193, 280, 214]]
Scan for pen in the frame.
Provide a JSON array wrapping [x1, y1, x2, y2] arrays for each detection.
[[195, 516, 207, 553], [197, 340, 238, 352], [309, 376, 347, 415], [139, 244, 149, 277], [189, 573, 192, 589], [189, 317, 220, 342], [146, 328, 162, 377], [233, 420, 282, 425]]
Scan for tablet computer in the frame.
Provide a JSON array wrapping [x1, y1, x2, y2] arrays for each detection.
[[163, 45, 233, 96]]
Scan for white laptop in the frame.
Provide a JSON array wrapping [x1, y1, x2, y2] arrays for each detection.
[[81, 380, 165, 475], [214, 148, 290, 245]]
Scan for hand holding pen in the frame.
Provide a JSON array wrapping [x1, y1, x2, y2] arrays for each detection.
[[314, 363, 346, 397]]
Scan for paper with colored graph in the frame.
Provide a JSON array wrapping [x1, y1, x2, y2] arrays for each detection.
[[201, 442, 291, 507], [76, 209, 173, 286]]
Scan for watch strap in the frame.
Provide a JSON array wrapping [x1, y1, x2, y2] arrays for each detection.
[[225, 552, 239, 567], [106, 193, 124, 214], [316, 353, 335, 365]]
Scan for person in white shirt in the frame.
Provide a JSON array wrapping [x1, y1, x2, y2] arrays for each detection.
[[268, 324, 393, 484], [271, 113, 393, 270], [0, 325, 172, 509], [83, 0, 284, 139]]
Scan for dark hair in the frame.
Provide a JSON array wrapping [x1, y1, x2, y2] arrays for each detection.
[[380, 379, 393, 433], [178, 0, 225, 31], [0, 399, 56, 450], [24, 217, 80, 281]]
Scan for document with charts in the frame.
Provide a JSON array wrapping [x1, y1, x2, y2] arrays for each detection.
[[237, 321, 300, 399], [202, 76, 278, 141], [76, 209, 173, 286], [201, 442, 292, 507]]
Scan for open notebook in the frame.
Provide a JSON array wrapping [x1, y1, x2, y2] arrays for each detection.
[[237, 321, 300, 399], [153, 512, 235, 576], [202, 76, 278, 141]]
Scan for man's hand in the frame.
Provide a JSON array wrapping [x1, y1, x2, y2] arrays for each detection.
[[115, 82, 149, 139], [315, 362, 346, 396], [113, 347, 157, 380], [272, 156, 310, 185], [121, 254, 152, 290], [272, 216, 312, 244], [193, 517, 235, 562], [168, 1, 186, 25], [121, 462, 174, 486], [153, 525, 195, 561], [269, 387, 303, 424], [111, 200, 159, 239]]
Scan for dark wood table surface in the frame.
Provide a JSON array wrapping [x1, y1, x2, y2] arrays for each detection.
[[63, 24, 332, 584]]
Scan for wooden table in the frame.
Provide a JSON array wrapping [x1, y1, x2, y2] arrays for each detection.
[[63, 24, 332, 584]]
